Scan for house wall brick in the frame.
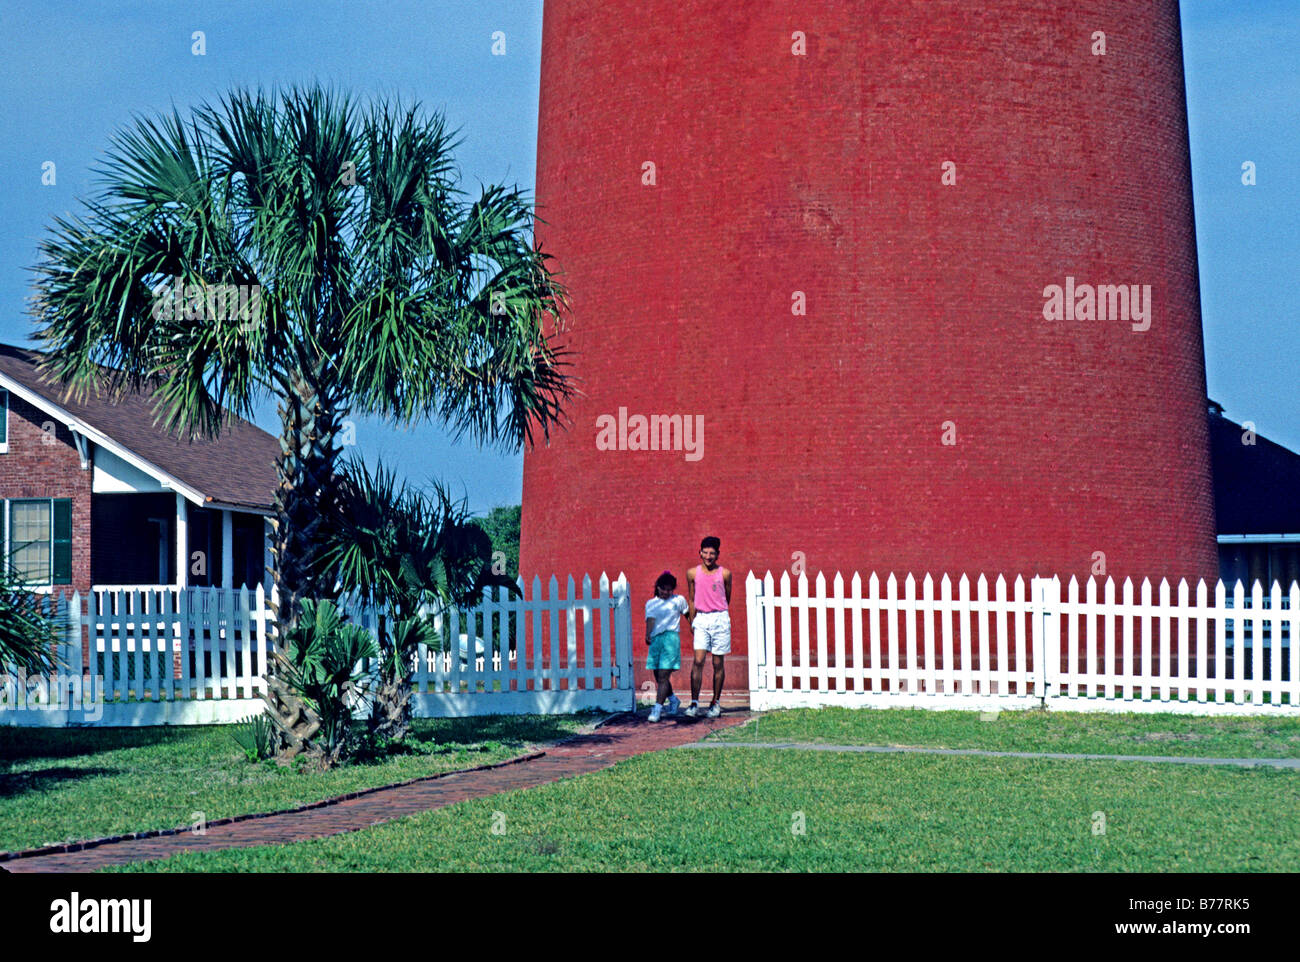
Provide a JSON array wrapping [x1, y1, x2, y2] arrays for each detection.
[[0, 394, 93, 594], [521, 0, 1219, 697]]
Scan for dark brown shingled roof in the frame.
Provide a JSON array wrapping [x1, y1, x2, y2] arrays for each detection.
[[0, 343, 277, 511]]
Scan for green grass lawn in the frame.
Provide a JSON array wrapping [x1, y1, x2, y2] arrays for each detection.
[[107, 746, 1300, 872], [0, 714, 594, 853], [713, 707, 1300, 758]]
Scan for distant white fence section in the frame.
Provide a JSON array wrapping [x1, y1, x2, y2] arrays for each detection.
[[401, 573, 634, 717], [747, 571, 1300, 715], [2, 586, 275, 726]]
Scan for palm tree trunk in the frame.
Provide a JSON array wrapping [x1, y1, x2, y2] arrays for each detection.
[[263, 651, 324, 763], [369, 612, 413, 742], [268, 371, 344, 632], [264, 366, 349, 763], [369, 675, 412, 742]]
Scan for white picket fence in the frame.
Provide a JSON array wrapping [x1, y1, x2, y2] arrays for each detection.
[[2, 574, 635, 726], [2, 585, 276, 726], [353, 573, 634, 717], [747, 571, 1300, 715]]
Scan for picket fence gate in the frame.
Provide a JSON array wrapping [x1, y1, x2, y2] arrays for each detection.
[[1, 574, 635, 726], [746, 571, 1300, 715]]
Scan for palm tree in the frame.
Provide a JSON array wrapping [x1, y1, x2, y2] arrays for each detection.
[[324, 458, 507, 742], [30, 85, 570, 630]]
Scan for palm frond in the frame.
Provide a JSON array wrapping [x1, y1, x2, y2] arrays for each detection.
[[0, 568, 65, 675]]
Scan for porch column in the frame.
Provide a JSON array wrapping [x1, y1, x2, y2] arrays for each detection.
[[221, 509, 234, 589], [175, 492, 188, 588], [264, 517, 273, 590]]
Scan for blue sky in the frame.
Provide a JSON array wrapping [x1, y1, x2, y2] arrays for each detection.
[[0, 1, 1296, 512]]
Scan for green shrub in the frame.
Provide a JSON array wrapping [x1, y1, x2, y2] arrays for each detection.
[[231, 713, 276, 762]]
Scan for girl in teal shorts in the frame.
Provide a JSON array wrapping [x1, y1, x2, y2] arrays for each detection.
[[644, 570, 688, 722]]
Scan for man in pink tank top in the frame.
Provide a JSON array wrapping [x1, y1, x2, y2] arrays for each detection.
[[685, 535, 731, 718]]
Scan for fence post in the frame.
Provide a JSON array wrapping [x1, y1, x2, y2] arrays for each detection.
[[746, 572, 762, 697], [611, 573, 633, 697], [67, 591, 86, 711], [1035, 576, 1061, 708], [51, 593, 66, 708], [256, 584, 270, 695]]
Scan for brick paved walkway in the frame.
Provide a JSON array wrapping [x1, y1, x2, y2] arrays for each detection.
[[5, 710, 751, 873]]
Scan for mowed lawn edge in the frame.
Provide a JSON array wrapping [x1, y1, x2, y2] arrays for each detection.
[[105, 745, 1300, 873], [709, 707, 1300, 758], [0, 714, 596, 854]]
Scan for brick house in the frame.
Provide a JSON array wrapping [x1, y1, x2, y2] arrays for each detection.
[[0, 343, 277, 595]]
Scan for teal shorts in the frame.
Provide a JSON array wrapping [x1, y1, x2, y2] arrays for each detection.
[[647, 631, 681, 671]]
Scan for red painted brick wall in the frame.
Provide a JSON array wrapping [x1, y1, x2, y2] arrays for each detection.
[[521, 1, 1219, 697], [0, 395, 93, 595]]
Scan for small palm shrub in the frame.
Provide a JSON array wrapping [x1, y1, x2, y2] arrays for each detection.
[[367, 614, 441, 740], [231, 713, 276, 762], [323, 458, 515, 744], [263, 599, 377, 767], [0, 566, 63, 676]]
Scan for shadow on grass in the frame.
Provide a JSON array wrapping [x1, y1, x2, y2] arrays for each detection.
[[0, 711, 602, 772], [407, 712, 599, 750], [0, 726, 200, 764], [0, 766, 120, 798]]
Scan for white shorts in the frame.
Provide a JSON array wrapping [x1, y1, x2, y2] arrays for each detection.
[[692, 611, 731, 655]]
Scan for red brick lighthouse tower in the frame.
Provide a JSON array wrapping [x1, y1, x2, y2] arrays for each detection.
[[521, 0, 1217, 698]]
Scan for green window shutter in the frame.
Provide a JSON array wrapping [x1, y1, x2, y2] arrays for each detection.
[[52, 498, 72, 584], [0, 389, 7, 445]]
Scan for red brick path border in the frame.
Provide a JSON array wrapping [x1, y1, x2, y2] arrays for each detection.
[[4, 710, 751, 873]]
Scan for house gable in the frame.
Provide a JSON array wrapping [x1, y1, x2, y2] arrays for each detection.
[[92, 446, 168, 494], [0, 343, 277, 594], [0, 343, 278, 513]]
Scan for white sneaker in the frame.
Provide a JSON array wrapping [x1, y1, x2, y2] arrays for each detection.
[[684, 703, 698, 718], [666, 695, 681, 716], [706, 702, 722, 718], [648, 704, 662, 722]]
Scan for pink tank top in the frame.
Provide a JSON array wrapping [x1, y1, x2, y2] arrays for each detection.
[[694, 567, 728, 612]]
